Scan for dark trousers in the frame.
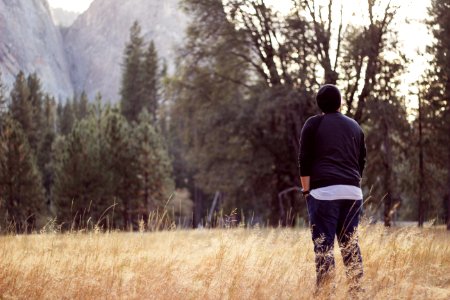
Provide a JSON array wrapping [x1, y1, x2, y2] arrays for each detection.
[[306, 195, 363, 287]]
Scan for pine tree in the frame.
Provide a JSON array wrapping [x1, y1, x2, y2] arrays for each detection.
[[132, 109, 174, 220], [120, 21, 144, 123], [421, 0, 450, 229], [9, 72, 46, 153], [58, 100, 75, 135], [78, 91, 89, 120], [10, 71, 32, 143], [26, 73, 44, 151], [0, 116, 45, 232], [364, 57, 412, 226], [103, 106, 137, 227], [72, 94, 79, 119], [56, 100, 63, 127], [53, 115, 110, 229], [37, 96, 57, 206], [43, 95, 56, 131], [141, 40, 159, 123]]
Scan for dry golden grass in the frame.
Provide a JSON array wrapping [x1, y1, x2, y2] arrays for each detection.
[[0, 223, 449, 299]]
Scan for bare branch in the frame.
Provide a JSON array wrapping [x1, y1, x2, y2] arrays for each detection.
[[327, 0, 333, 37], [333, 3, 344, 71], [229, 50, 270, 81]]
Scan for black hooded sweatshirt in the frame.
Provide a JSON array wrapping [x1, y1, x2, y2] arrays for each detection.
[[298, 112, 366, 190]]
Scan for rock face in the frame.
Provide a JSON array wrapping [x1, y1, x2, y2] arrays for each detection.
[[64, 0, 188, 102], [0, 0, 74, 100], [0, 0, 187, 102]]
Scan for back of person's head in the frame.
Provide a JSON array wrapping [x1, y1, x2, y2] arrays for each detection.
[[316, 84, 341, 113]]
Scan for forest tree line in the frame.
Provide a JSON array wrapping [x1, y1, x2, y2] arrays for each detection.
[[0, 0, 449, 232], [0, 23, 177, 231]]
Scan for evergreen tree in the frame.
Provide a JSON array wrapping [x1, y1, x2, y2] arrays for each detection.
[[9, 72, 55, 212], [141, 40, 159, 123], [53, 115, 110, 229], [58, 100, 75, 135], [10, 72, 46, 153], [56, 100, 63, 124], [26, 73, 44, 151], [78, 91, 89, 120], [132, 109, 174, 220], [103, 106, 137, 227], [0, 116, 45, 232], [43, 95, 56, 131], [38, 96, 57, 206], [53, 97, 174, 229], [72, 94, 79, 119], [120, 21, 145, 123], [364, 57, 412, 226], [10, 71, 32, 143], [420, 0, 450, 229]]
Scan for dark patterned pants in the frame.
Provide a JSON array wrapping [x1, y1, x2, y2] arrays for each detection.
[[306, 195, 363, 287]]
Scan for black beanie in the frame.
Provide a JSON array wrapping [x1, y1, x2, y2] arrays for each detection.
[[316, 84, 341, 113]]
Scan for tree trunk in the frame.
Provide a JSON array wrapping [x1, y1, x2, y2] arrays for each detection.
[[270, 168, 287, 227], [383, 194, 392, 227], [122, 201, 130, 230], [144, 171, 149, 210], [418, 95, 425, 227], [270, 164, 298, 227], [270, 178, 281, 227], [444, 73, 450, 230], [447, 119, 450, 230], [193, 185, 203, 228], [383, 118, 394, 227]]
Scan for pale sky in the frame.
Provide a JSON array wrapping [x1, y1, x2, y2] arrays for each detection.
[[47, 0, 94, 13]]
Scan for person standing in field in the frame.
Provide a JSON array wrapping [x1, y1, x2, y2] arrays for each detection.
[[298, 84, 366, 292]]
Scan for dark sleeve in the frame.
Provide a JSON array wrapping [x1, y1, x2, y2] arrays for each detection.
[[358, 130, 366, 177], [298, 118, 315, 176]]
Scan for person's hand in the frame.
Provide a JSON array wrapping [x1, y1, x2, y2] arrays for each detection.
[[302, 189, 310, 199]]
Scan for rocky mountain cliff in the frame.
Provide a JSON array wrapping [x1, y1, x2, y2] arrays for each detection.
[[64, 0, 188, 102], [0, 0, 187, 102], [0, 0, 74, 100]]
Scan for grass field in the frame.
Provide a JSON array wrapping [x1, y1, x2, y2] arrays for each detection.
[[0, 223, 449, 299]]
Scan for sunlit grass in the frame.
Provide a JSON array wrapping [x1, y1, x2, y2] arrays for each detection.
[[0, 223, 449, 299]]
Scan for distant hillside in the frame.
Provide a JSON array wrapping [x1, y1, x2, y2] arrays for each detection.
[[0, 0, 187, 102], [63, 0, 188, 102], [0, 0, 74, 100]]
